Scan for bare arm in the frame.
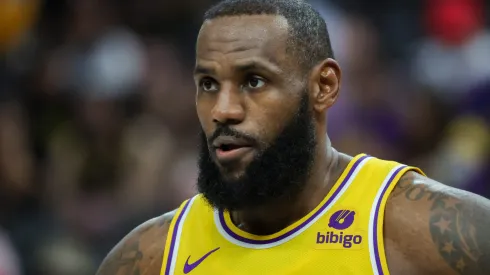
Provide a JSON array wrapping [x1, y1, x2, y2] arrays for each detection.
[[385, 171, 490, 275], [96, 210, 176, 275]]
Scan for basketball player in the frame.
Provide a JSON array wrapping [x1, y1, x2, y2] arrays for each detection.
[[96, 0, 490, 274]]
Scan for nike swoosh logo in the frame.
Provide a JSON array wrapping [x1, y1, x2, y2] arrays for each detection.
[[183, 247, 220, 274]]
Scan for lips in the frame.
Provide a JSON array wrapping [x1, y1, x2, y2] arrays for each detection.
[[212, 136, 251, 150], [211, 136, 254, 164]]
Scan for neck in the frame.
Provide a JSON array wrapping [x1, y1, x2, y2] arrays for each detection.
[[231, 139, 346, 235]]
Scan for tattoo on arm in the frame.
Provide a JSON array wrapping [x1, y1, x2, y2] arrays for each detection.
[[394, 174, 490, 274], [96, 214, 174, 275], [429, 194, 490, 274], [97, 236, 144, 275], [391, 174, 444, 202]]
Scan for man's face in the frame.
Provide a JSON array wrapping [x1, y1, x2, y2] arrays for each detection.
[[194, 15, 317, 210]]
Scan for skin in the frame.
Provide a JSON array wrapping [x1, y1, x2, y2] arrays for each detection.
[[195, 15, 340, 231], [96, 15, 490, 275]]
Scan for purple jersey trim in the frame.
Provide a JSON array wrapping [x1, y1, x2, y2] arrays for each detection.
[[372, 165, 406, 275], [165, 199, 192, 275]]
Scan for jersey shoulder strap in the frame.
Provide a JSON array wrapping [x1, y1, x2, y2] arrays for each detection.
[[362, 157, 425, 275], [160, 197, 195, 275]]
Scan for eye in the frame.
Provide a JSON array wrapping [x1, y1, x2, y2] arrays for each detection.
[[199, 78, 219, 92], [244, 76, 265, 90]]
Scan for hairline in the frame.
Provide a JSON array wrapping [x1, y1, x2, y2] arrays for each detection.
[[201, 13, 313, 78]]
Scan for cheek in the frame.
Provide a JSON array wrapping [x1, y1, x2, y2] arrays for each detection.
[[248, 94, 296, 142], [196, 98, 213, 133]]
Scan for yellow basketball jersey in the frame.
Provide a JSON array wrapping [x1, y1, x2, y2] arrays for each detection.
[[160, 154, 424, 275]]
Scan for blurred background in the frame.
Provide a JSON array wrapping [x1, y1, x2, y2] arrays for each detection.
[[1, 0, 490, 274]]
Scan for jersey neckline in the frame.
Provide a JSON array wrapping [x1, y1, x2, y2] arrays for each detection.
[[214, 153, 370, 248]]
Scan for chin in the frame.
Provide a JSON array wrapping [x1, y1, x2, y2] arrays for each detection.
[[213, 153, 255, 177], [218, 164, 249, 181]]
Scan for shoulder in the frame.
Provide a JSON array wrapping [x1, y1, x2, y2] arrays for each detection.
[[96, 210, 177, 275], [385, 171, 490, 275]]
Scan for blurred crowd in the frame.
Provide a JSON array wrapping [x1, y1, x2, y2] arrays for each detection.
[[0, 0, 489, 274]]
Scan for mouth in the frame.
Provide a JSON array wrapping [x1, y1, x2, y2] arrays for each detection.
[[212, 137, 255, 164], [216, 143, 249, 152]]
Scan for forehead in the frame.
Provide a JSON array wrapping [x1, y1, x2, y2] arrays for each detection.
[[196, 15, 290, 68]]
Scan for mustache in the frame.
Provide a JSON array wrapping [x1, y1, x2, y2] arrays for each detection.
[[207, 125, 258, 146]]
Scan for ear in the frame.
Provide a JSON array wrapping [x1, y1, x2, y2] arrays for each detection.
[[309, 58, 341, 113]]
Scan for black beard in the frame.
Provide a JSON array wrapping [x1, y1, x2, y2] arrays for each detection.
[[196, 93, 317, 211]]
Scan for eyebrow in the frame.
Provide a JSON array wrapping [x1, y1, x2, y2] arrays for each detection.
[[193, 66, 216, 76], [194, 59, 282, 76]]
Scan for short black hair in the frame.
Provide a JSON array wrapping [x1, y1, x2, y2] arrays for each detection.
[[203, 0, 334, 74]]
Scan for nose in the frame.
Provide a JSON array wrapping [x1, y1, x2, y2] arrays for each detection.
[[211, 85, 245, 125]]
